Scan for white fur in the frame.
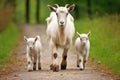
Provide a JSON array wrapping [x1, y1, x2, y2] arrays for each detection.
[[24, 35, 42, 71], [75, 32, 90, 70], [46, 4, 75, 70]]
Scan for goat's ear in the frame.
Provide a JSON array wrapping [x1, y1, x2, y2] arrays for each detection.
[[34, 35, 40, 42], [24, 36, 27, 41], [48, 5, 56, 12], [77, 32, 81, 37], [87, 32, 91, 37], [34, 36, 38, 43], [68, 4, 75, 13]]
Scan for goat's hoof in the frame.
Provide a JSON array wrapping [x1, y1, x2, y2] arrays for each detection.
[[38, 67, 41, 70], [50, 64, 53, 70], [28, 69, 32, 72], [61, 65, 66, 70], [61, 61, 67, 70], [27, 66, 33, 72], [80, 68, 84, 71], [33, 67, 36, 70], [53, 64, 59, 72], [77, 65, 79, 67]]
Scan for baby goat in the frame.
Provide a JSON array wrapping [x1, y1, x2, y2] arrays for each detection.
[[74, 32, 91, 70], [24, 35, 42, 71]]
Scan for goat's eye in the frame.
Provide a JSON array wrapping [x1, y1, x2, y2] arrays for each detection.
[[66, 13, 68, 16], [56, 13, 58, 16], [33, 42, 35, 45], [80, 38, 82, 41], [86, 38, 88, 40]]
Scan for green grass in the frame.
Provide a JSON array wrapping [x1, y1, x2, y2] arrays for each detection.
[[0, 22, 20, 64], [75, 15, 120, 75]]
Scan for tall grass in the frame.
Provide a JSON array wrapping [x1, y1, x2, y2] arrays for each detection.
[[75, 14, 120, 75], [0, 22, 20, 64]]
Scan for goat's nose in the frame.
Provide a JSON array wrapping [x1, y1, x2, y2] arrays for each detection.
[[83, 43, 85, 46], [30, 47, 32, 50], [60, 21, 64, 25]]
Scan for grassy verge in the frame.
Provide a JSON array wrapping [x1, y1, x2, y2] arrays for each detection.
[[0, 22, 20, 65], [75, 15, 120, 75]]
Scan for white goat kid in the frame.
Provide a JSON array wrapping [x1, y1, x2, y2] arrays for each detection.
[[75, 32, 91, 70], [46, 4, 75, 72], [24, 35, 42, 71]]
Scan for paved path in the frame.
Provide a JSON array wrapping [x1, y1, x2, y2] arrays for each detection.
[[0, 25, 113, 80]]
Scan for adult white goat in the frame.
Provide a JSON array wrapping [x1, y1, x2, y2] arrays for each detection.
[[75, 32, 91, 70], [24, 35, 42, 71], [46, 4, 75, 72]]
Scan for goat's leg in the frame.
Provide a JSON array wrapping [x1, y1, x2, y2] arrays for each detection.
[[83, 55, 86, 70], [38, 51, 41, 70], [61, 48, 68, 70], [79, 54, 84, 70], [26, 53, 33, 71], [77, 52, 80, 67], [52, 53, 59, 72], [50, 45, 59, 72], [83, 59, 86, 70], [83, 51, 89, 69], [33, 54, 37, 70]]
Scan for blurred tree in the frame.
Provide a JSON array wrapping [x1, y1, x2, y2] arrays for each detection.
[[4, 0, 16, 7], [87, 0, 92, 19], [73, 0, 80, 19], [36, 0, 40, 23], [26, 0, 30, 23], [74, 4, 80, 19]]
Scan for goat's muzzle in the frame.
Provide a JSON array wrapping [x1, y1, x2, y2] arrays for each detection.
[[30, 47, 32, 50], [82, 43, 86, 46], [59, 21, 65, 27]]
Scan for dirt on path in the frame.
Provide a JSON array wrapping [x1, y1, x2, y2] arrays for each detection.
[[0, 24, 114, 80]]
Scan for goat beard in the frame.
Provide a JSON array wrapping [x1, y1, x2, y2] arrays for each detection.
[[59, 27, 65, 45], [59, 25, 64, 28]]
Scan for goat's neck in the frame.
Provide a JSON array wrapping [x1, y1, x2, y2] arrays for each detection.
[[59, 27, 64, 35], [80, 44, 87, 51], [58, 26, 65, 45]]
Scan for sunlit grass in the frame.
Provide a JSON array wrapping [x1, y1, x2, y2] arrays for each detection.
[[75, 15, 120, 75], [0, 22, 20, 64]]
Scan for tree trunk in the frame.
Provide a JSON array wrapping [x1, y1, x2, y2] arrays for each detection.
[[87, 0, 92, 19], [74, 4, 80, 19], [36, 0, 40, 23], [26, 0, 30, 23]]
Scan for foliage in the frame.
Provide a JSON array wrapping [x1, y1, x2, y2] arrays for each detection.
[[16, 0, 26, 23], [16, 0, 120, 24]]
